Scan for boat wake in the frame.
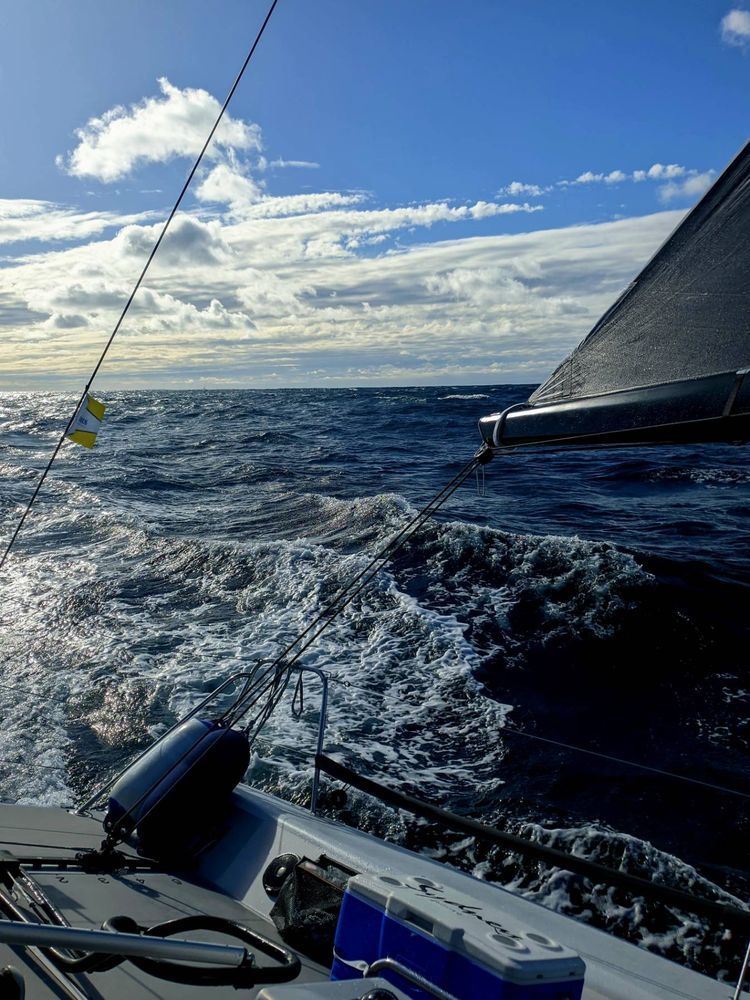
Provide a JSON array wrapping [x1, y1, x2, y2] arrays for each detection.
[[0, 389, 747, 981]]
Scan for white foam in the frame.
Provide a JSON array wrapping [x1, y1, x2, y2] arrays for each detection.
[[439, 393, 491, 400], [650, 466, 750, 486], [0, 404, 737, 977]]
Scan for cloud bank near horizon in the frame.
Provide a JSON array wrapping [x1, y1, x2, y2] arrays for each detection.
[[1, 78, 695, 390]]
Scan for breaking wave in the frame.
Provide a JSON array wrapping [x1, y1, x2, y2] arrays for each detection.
[[0, 387, 747, 980], [439, 393, 491, 400]]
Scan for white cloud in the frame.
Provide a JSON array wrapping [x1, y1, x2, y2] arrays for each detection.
[[423, 266, 544, 311], [499, 181, 550, 197], [58, 78, 262, 182], [245, 197, 541, 232], [235, 191, 368, 219], [546, 162, 711, 202], [42, 312, 91, 330], [269, 158, 320, 169], [25, 274, 251, 337], [721, 8, 750, 46], [217, 197, 543, 267], [1, 188, 681, 388], [38, 81, 720, 387], [112, 214, 232, 266], [469, 200, 542, 219], [573, 168, 633, 185], [572, 171, 599, 184], [0, 199, 154, 246], [658, 171, 716, 203], [235, 269, 315, 316], [195, 163, 263, 208], [646, 163, 686, 179], [7, 69, 695, 387]]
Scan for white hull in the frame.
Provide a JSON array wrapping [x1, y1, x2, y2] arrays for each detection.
[[0, 786, 733, 999]]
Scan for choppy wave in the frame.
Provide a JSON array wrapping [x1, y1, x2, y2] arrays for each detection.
[[0, 387, 747, 981]]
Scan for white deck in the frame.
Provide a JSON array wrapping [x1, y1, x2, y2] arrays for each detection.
[[193, 784, 736, 1000], [0, 795, 737, 999]]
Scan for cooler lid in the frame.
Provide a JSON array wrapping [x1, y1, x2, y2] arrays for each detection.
[[345, 873, 585, 986]]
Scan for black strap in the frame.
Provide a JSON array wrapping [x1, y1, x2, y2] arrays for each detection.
[[316, 753, 750, 934]]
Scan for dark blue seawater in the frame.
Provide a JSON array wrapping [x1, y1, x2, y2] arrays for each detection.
[[0, 387, 748, 978]]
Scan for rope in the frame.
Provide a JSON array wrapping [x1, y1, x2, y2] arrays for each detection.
[[226, 450, 488, 725], [3, 452, 481, 838], [101, 450, 486, 848], [101, 658, 296, 848], [0, 0, 281, 575]]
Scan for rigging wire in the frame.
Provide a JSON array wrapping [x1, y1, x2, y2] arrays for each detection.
[[332, 677, 750, 801], [225, 450, 488, 726], [97, 453, 488, 848], [499, 724, 750, 801], [0, 0, 742, 843], [1, 655, 748, 806], [10, 432, 743, 809], [0, 0, 281, 575]]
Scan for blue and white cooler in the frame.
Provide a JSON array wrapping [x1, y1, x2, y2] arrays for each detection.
[[331, 873, 585, 1000]]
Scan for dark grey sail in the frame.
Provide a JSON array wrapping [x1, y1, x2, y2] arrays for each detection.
[[479, 140, 750, 449]]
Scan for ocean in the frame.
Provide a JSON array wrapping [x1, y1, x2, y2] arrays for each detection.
[[0, 386, 748, 980]]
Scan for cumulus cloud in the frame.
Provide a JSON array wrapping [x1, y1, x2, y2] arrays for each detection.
[[26, 274, 250, 336], [658, 171, 716, 203], [643, 163, 686, 180], [5, 71, 694, 388], [498, 181, 550, 197], [112, 215, 232, 266], [720, 8, 750, 46], [424, 266, 544, 311], [57, 78, 261, 182], [550, 162, 695, 188], [507, 161, 714, 204], [219, 197, 544, 266], [503, 162, 705, 202], [573, 169, 628, 185], [195, 162, 263, 208], [2, 188, 544, 355], [235, 269, 315, 316]]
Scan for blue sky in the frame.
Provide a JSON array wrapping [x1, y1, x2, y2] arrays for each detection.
[[1, 0, 749, 389]]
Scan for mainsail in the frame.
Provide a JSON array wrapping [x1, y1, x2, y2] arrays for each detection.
[[480, 141, 750, 449]]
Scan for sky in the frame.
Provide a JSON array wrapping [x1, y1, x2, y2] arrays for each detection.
[[1, 0, 749, 390]]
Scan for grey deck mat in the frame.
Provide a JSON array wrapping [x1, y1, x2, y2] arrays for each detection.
[[0, 805, 328, 998], [0, 804, 127, 859]]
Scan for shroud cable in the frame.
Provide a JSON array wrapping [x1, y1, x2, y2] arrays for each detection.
[[0, 0, 281, 573]]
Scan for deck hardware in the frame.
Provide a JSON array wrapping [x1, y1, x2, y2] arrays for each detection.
[[367, 958, 459, 1000], [733, 937, 750, 1000]]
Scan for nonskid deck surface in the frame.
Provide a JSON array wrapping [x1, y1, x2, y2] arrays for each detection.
[[0, 798, 738, 1000], [0, 804, 328, 999], [0, 805, 135, 861]]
